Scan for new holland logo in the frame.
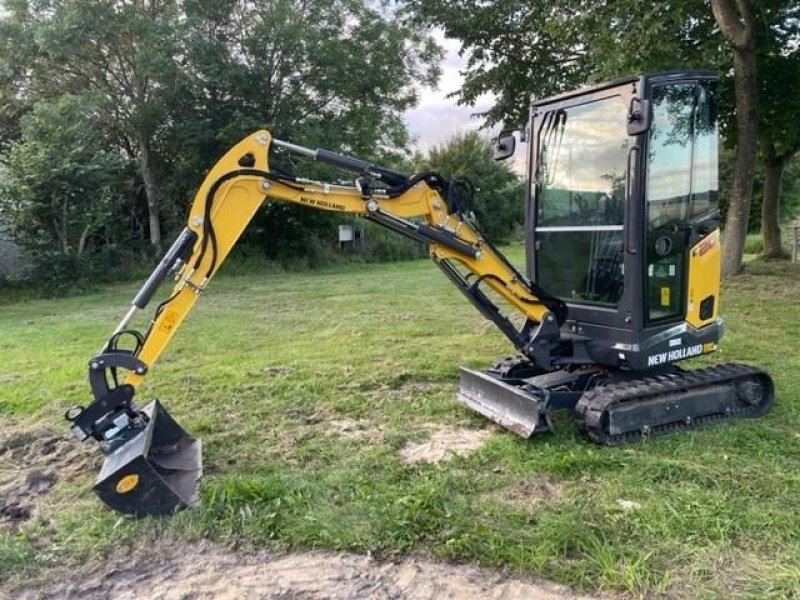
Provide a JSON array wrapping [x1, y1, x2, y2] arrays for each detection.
[[647, 344, 703, 366]]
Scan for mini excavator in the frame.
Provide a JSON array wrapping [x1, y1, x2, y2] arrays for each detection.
[[66, 71, 774, 516]]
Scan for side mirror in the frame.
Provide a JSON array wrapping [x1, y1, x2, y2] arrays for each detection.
[[627, 97, 651, 135], [493, 133, 516, 161]]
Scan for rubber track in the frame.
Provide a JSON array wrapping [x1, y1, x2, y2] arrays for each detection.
[[574, 363, 774, 445]]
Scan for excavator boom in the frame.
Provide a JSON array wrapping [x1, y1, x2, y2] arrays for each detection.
[[65, 130, 565, 515]]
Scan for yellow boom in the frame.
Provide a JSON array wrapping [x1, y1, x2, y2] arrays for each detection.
[[121, 130, 562, 389], [65, 129, 566, 515]]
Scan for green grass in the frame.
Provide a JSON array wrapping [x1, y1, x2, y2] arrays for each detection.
[[2, 247, 800, 598]]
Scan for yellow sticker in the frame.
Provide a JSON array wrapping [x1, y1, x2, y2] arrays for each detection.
[[115, 473, 139, 494], [660, 287, 670, 307]]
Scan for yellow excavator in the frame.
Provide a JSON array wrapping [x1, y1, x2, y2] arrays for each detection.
[[66, 71, 773, 516]]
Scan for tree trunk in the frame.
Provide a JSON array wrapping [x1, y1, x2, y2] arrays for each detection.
[[722, 46, 758, 277], [760, 146, 788, 259], [138, 137, 163, 255], [711, 0, 758, 278], [52, 216, 67, 256], [77, 224, 91, 258]]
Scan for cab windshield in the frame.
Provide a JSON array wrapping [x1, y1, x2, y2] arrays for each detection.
[[535, 94, 629, 305]]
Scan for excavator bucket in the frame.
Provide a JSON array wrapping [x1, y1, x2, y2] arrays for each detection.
[[457, 366, 544, 438], [93, 400, 202, 516]]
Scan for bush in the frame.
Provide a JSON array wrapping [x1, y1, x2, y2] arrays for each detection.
[[227, 217, 425, 275], [417, 132, 525, 243]]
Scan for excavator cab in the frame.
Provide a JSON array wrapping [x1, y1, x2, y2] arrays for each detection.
[[525, 71, 722, 370], [460, 71, 770, 440]]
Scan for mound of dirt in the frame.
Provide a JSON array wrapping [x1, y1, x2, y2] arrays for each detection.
[[399, 425, 493, 465], [0, 426, 98, 532], [11, 541, 604, 600]]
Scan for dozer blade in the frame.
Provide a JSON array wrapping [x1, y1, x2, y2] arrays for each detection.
[[457, 366, 543, 438], [93, 400, 202, 516]]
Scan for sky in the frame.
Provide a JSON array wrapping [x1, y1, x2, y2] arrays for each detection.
[[403, 31, 495, 153], [403, 31, 530, 176]]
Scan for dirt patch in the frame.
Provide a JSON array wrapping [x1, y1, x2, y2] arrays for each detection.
[[0, 426, 98, 533], [399, 425, 493, 464], [489, 479, 564, 509], [10, 541, 606, 600], [327, 418, 384, 444]]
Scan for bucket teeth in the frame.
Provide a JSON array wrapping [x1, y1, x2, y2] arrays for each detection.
[[93, 399, 202, 516], [457, 367, 543, 438]]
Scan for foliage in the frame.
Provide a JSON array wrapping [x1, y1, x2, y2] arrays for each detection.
[[406, 0, 796, 135], [167, 0, 441, 253], [405, 0, 589, 127], [407, 0, 800, 274], [416, 132, 524, 242], [0, 94, 137, 287], [722, 148, 800, 232], [405, 1, 723, 127], [0, 0, 32, 150], [743, 234, 763, 256], [11, 0, 193, 250], [781, 157, 800, 222], [756, 11, 800, 160], [758, 35, 800, 257], [182, 0, 439, 153], [0, 0, 443, 282]]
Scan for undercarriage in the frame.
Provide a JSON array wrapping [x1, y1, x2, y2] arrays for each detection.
[[459, 358, 774, 444]]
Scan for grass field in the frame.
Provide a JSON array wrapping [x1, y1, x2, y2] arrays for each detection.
[[2, 246, 800, 598]]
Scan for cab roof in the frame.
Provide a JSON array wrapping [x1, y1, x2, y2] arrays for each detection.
[[532, 70, 717, 108]]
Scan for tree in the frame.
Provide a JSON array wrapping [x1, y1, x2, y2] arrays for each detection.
[[592, 0, 798, 267], [757, 34, 800, 258], [0, 0, 443, 273], [174, 0, 442, 259], [0, 1, 34, 151], [408, 0, 799, 276], [14, 0, 190, 254], [0, 95, 134, 266], [417, 131, 524, 242], [406, 0, 592, 127], [709, 0, 758, 276], [172, 0, 440, 168]]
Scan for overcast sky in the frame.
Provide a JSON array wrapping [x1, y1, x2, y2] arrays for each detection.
[[403, 31, 531, 177], [403, 32, 495, 152]]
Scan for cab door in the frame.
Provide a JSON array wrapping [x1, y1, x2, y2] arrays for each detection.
[[644, 79, 718, 325], [533, 91, 631, 310]]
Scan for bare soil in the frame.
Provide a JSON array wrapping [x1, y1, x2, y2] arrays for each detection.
[[0, 426, 98, 533], [9, 540, 605, 600], [1, 424, 607, 600], [399, 425, 493, 464]]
